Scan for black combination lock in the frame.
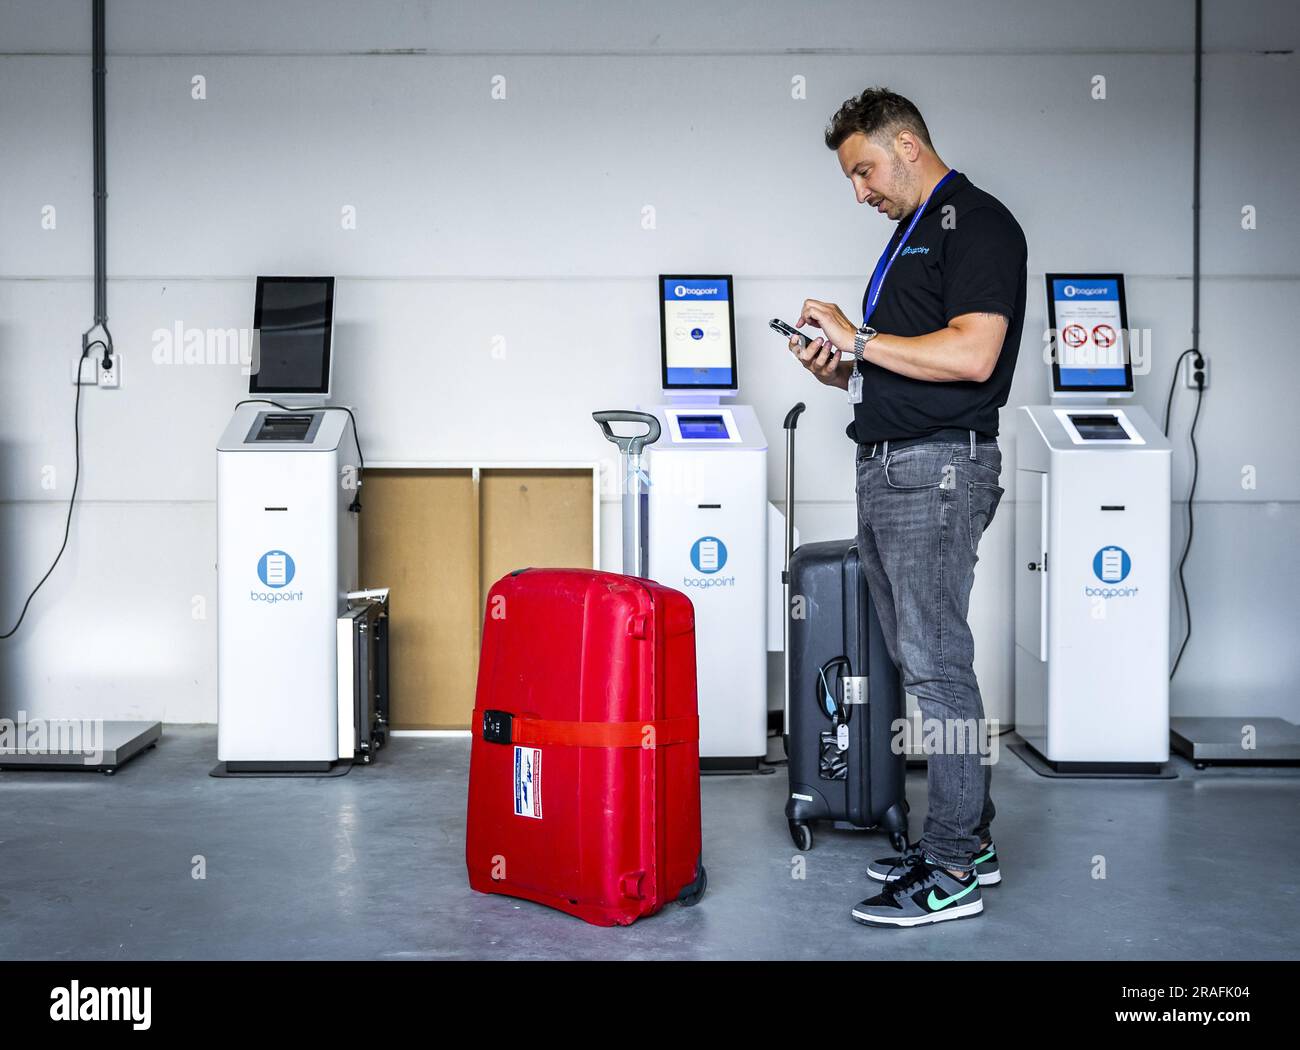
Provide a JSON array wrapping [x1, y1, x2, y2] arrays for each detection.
[[482, 710, 513, 744]]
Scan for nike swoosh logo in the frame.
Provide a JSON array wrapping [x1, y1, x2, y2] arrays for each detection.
[[974, 849, 995, 864], [928, 880, 978, 911]]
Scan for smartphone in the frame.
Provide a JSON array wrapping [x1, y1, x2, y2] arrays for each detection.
[[770, 318, 819, 349]]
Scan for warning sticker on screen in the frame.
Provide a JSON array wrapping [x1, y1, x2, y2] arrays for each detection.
[[513, 745, 542, 818]]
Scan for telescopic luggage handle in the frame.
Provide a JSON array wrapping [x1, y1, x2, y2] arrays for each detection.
[[593, 411, 661, 455], [593, 410, 661, 579], [782, 403, 806, 579], [781, 403, 805, 743]]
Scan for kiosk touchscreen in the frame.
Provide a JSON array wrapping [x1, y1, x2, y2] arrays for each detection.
[[1045, 273, 1132, 397], [249, 275, 335, 399], [659, 275, 737, 394]]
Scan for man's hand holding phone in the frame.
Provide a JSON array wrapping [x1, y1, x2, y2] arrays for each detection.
[[793, 332, 848, 389], [771, 314, 851, 390]]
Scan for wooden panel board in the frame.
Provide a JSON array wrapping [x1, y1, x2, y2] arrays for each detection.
[[360, 466, 594, 731], [359, 469, 479, 729], [479, 469, 595, 616]]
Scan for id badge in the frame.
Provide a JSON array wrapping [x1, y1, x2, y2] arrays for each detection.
[[847, 370, 863, 405]]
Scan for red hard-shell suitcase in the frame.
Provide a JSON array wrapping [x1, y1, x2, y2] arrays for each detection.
[[465, 567, 707, 926]]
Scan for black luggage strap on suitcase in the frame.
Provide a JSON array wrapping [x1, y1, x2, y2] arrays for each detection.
[[481, 710, 699, 749]]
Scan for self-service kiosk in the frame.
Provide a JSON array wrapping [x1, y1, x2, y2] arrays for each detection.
[[214, 277, 387, 775], [645, 276, 769, 770], [1015, 275, 1171, 772]]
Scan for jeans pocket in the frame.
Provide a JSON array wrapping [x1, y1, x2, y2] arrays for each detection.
[[968, 481, 1005, 553], [968, 448, 1002, 480], [883, 446, 958, 491]]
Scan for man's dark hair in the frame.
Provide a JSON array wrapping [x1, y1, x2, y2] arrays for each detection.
[[824, 87, 934, 151]]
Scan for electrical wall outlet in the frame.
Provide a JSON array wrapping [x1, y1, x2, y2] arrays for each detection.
[[1184, 354, 1209, 391], [98, 351, 121, 389], [72, 356, 98, 385]]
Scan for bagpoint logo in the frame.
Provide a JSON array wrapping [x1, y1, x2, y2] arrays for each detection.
[[1085, 545, 1138, 599], [674, 284, 717, 297], [690, 536, 727, 574], [684, 536, 735, 589], [252, 550, 303, 603], [257, 550, 295, 587], [1093, 545, 1131, 583], [1062, 284, 1107, 298]]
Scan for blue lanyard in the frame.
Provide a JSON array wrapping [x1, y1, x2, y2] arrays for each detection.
[[861, 169, 958, 325]]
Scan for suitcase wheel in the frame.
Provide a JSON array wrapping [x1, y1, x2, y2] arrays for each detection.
[[678, 862, 707, 907], [890, 831, 907, 852], [789, 821, 814, 852]]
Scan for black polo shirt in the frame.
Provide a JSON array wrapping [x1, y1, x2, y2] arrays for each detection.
[[847, 171, 1027, 443]]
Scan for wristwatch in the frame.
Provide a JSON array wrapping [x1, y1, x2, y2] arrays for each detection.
[[853, 324, 878, 370]]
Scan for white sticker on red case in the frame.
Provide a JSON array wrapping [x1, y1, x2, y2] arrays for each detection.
[[513, 745, 542, 819]]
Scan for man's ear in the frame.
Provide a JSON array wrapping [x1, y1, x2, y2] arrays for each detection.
[[895, 129, 921, 164]]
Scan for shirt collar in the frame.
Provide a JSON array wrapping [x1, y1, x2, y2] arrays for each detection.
[[882, 171, 967, 245], [921, 169, 966, 218]]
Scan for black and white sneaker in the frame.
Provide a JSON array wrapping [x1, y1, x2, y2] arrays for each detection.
[[865, 844, 925, 883], [868, 841, 1001, 887], [971, 842, 1001, 886], [852, 854, 983, 928]]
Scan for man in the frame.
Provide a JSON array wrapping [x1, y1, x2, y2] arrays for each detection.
[[790, 87, 1026, 928]]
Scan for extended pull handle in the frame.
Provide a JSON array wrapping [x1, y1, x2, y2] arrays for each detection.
[[780, 403, 806, 743], [594, 410, 660, 579], [782, 403, 805, 574], [593, 411, 661, 455]]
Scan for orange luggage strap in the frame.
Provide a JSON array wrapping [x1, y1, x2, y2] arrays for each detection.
[[509, 714, 699, 749]]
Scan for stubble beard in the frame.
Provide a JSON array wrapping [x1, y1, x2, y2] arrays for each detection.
[[887, 154, 921, 222]]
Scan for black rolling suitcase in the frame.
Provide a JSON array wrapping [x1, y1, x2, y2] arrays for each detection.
[[781, 404, 909, 852]]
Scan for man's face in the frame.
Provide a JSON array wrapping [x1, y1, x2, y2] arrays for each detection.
[[837, 132, 920, 221]]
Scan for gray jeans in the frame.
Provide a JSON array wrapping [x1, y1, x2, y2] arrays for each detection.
[[854, 431, 1004, 870]]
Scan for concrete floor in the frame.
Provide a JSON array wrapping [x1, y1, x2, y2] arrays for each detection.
[[0, 725, 1296, 960]]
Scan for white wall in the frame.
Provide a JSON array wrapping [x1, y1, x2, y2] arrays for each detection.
[[1, 1, 1296, 723]]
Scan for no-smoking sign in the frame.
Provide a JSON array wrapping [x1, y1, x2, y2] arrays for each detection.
[[1092, 324, 1117, 349], [1062, 324, 1087, 348]]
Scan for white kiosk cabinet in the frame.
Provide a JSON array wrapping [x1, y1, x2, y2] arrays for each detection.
[[217, 405, 359, 770], [646, 405, 768, 769], [1015, 404, 1171, 772]]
